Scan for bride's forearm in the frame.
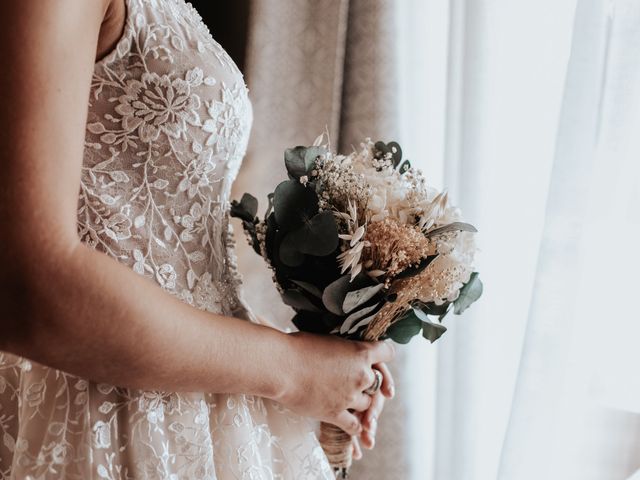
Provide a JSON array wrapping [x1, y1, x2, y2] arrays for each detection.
[[0, 239, 291, 399]]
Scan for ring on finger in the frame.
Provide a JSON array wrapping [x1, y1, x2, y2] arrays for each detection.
[[363, 369, 383, 395]]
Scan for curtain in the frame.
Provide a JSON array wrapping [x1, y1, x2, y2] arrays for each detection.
[[398, 0, 640, 479], [498, 0, 640, 477], [233, 1, 409, 478]]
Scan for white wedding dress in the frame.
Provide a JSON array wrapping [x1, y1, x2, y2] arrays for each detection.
[[0, 1, 334, 478]]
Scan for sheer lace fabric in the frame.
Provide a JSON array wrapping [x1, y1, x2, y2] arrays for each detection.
[[0, 1, 333, 478]]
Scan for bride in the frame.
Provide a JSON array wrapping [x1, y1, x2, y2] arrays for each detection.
[[0, 0, 395, 478]]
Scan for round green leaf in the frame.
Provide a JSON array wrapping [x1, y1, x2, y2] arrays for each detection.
[[386, 310, 423, 344], [285, 146, 327, 179], [230, 193, 258, 222], [286, 211, 339, 257], [273, 180, 318, 230]]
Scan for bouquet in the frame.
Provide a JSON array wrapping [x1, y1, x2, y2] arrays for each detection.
[[231, 136, 482, 475]]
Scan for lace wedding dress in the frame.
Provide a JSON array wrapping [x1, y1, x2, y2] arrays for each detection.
[[0, 1, 334, 478]]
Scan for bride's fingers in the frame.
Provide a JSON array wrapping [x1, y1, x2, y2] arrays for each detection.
[[349, 392, 373, 412], [374, 362, 395, 398], [352, 436, 363, 460], [361, 392, 385, 448], [331, 410, 362, 436]]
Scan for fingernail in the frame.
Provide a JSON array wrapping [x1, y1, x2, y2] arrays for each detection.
[[390, 385, 396, 398], [371, 416, 377, 430]]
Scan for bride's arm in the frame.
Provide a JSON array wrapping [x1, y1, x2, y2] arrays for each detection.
[[0, 0, 394, 437]]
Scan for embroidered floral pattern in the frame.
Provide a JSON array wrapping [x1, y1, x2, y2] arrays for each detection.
[[114, 72, 201, 143], [0, 1, 333, 479]]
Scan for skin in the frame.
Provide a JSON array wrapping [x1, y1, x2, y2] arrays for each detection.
[[0, 0, 394, 453]]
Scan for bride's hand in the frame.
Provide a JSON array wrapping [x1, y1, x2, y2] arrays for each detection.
[[354, 361, 395, 455], [277, 331, 396, 436]]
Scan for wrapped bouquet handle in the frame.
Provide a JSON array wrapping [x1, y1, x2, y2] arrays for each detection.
[[319, 423, 353, 477], [230, 137, 482, 476], [318, 325, 385, 477]]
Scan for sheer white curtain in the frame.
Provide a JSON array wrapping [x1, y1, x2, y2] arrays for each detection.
[[397, 0, 640, 479]]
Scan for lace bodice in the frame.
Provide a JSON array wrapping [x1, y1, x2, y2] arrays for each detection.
[[0, 1, 335, 478], [79, 0, 252, 315]]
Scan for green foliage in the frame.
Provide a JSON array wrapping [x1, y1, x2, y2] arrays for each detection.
[[421, 320, 448, 343], [292, 311, 339, 334], [278, 234, 306, 267], [374, 141, 403, 168], [386, 309, 423, 344], [387, 306, 450, 344], [412, 308, 448, 343], [272, 180, 339, 266], [290, 280, 323, 298], [284, 146, 327, 180], [398, 159, 411, 174], [322, 275, 352, 316], [453, 272, 483, 314], [273, 180, 318, 230], [230, 193, 258, 222], [282, 289, 321, 312], [284, 211, 339, 256]]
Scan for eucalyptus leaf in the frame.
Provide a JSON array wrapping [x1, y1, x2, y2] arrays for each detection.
[[374, 141, 389, 156], [282, 289, 321, 312], [292, 311, 332, 334], [398, 159, 411, 174], [285, 211, 339, 257], [422, 321, 447, 343], [285, 146, 327, 179], [425, 222, 478, 238], [453, 272, 483, 314], [340, 303, 380, 334], [273, 180, 318, 230], [322, 275, 352, 315], [290, 279, 323, 298], [387, 141, 403, 167], [386, 309, 423, 344], [342, 284, 384, 314], [413, 306, 450, 340], [278, 233, 305, 267], [230, 193, 258, 222]]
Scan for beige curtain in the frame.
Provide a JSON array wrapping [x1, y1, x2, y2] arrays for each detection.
[[231, 1, 408, 478]]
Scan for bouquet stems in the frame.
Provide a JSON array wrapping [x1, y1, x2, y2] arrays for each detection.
[[319, 422, 353, 478]]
